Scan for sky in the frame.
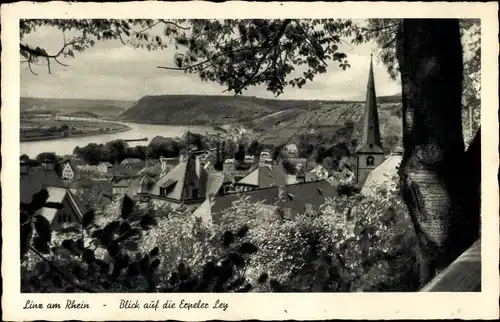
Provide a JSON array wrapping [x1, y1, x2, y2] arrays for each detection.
[[20, 21, 402, 102]]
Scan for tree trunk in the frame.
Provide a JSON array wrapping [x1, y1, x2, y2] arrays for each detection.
[[396, 19, 480, 287]]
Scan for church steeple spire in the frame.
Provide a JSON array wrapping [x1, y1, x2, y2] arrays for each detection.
[[356, 54, 383, 153]]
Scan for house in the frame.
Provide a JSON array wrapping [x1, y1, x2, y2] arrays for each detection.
[[21, 161, 64, 203], [70, 178, 114, 204], [194, 180, 338, 225], [120, 158, 146, 173], [120, 158, 143, 166], [327, 158, 355, 187], [223, 158, 254, 180], [199, 149, 217, 165], [235, 164, 287, 192], [20, 162, 86, 231], [77, 164, 98, 173], [140, 152, 225, 209], [61, 159, 77, 182], [258, 151, 273, 167], [355, 55, 387, 186], [97, 162, 113, 173], [36, 186, 86, 230], [244, 155, 256, 164], [309, 164, 330, 180], [60, 158, 101, 181], [286, 167, 321, 185], [286, 158, 309, 171], [285, 143, 299, 157], [112, 176, 143, 197]]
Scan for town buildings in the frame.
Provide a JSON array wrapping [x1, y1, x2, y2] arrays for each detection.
[[20, 160, 86, 230]]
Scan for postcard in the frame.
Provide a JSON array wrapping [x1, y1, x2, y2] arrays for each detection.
[[2, 1, 499, 320]]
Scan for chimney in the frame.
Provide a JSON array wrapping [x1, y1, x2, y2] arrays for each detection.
[[195, 155, 201, 179], [278, 185, 286, 203]]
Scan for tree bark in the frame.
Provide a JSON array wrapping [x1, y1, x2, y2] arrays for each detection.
[[396, 19, 480, 287]]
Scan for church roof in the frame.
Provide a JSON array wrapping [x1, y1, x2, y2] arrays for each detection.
[[361, 155, 401, 197], [356, 55, 384, 154]]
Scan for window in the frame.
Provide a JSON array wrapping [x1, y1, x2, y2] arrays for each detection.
[[366, 156, 375, 167]]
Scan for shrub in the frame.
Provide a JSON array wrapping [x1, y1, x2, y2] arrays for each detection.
[[213, 177, 419, 292], [21, 174, 418, 293]]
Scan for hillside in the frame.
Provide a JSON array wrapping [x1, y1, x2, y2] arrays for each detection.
[[20, 97, 135, 118], [118, 94, 370, 125], [118, 94, 402, 147], [255, 101, 402, 147]]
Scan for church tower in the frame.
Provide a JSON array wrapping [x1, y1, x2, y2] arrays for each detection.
[[355, 54, 386, 186]]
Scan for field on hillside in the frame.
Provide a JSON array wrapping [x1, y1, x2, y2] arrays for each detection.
[[255, 102, 402, 147], [118, 94, 367, 125], [20, 97, 135, 118]]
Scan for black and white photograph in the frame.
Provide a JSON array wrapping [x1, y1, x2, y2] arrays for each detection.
[[2, 1, 498, 320], [17, 17, 483, 293]]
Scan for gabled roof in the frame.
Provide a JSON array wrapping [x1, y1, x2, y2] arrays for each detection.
[[282, 180, 337, 214], [20, 166, 64, 204], [113, 177, 143, 195], [61, 158, 87, 172], [149, 160, 188, 200], [236, 165, 287, 188], [148, 154, 209, 202], [124, 160, 146, 170], [36, 186, 86, 224], [206, 180, 337, 224], [121, 158, 142, 165]]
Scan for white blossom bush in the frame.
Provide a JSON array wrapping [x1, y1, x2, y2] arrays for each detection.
[[213, 177, 419, 292], [138, 203, 220, 286]]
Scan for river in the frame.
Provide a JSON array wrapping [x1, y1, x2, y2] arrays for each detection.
[[20, 122, 218, 158]]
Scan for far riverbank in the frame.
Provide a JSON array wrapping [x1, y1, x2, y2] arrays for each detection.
[[20, 124, 132, 142], [20, 122, 217, 158]]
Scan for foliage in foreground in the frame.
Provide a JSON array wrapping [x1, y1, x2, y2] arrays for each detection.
[[21, 174, 419, 293], [21, 193, 262, 293], [216, 176, 419, 292]]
